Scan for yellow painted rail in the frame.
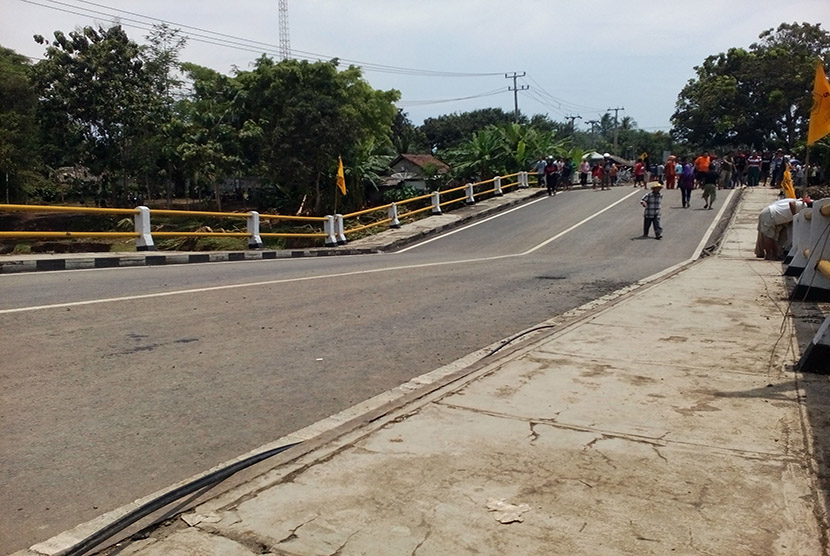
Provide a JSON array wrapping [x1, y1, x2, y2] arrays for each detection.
[[0, 203, 334, 250], [340, 172, 529, 237]]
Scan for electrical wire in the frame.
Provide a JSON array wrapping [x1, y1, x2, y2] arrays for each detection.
[[18, 0, 625, 119], [19, 0, 505, 78], [396, 88, 506, 107]]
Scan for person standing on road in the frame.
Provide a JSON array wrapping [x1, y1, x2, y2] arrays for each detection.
[[602, 156, 614, 190], [664, 155, 677, 189], [592, 162, 603, 190], [579, 159, 591, 187], [733, 151, 747, 187], [679, 158, 695, 208], [634, 159, 646, 187], [770, 150, 785, 189], [702, 164, 718, 210], [641, 182, 664, 239], [561, 157, 573, 190], [544, 157, 559, 196], [719, 154, 734, 190], [694, 151, 711, 188], [533, 156, 547, 188], [746, 151, 762, 187]]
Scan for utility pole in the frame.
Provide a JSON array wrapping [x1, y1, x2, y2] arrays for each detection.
[[565, 114, 582, 135], [278, 0, 290, 60], [607, 106, 625, 151], [505, 72, 528, 122]]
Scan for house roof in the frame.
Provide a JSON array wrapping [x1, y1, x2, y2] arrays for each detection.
[[391, 154, 450, 173]]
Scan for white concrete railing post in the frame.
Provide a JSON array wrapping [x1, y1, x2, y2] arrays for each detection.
[[134, 206, 155, 251], [431, 191, 442, 214], [465, 183, 476, 205], [388, 203, 401, 228], [520, 171, 529, 188], [494, 176, 503, 196], [792, 198, 830, 300], [324, 215, 338, 247], [784, 209, 811, 276], [335, 214, 347, 245], [247, 211, 263, 249]]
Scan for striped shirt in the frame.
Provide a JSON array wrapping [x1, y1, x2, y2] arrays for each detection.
[[641, 192, 663, 218]]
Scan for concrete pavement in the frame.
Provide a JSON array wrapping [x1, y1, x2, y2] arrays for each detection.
[[10, 186, 830, 556]]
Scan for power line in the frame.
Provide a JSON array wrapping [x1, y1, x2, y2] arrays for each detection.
[[522, 74, 605, 113], [396, 88, 506, 107], [505, 72, 528, 121], [19, 0, 505, 78]]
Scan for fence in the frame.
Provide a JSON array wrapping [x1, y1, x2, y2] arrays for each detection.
[[0, 204, 329, 251], [0, 172, 532, 251], [338, 172, 528, 241]]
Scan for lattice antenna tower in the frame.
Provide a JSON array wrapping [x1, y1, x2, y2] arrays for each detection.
[[278, 0, 291, 60]]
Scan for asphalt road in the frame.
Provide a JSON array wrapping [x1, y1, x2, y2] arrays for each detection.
[[0, 186, 729, 553]]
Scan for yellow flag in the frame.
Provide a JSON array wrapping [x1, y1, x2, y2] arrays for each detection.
[[336, 156, 347, 196], [781, 165, 796, 199], [808, 60, 830, 145]]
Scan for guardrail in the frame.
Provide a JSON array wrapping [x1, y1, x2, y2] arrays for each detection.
[[339, 172, 529, 240], [0, 172, 534, 251], [0, 204, 330, 251]]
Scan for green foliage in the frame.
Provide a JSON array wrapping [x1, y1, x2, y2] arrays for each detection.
[[421, 108, 520, 151], [672, 22, 830, 150], [383, 184, 419, 203], [391, 111, 428, 153], [444, 123, 568, 181], [0, 46, 39, 202], [232, 56, 400, 214], [31, 25, 163, 204]]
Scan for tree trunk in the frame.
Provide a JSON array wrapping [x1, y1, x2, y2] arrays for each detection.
[[213, 181, 222, 212], [314, 171, 322, 215]]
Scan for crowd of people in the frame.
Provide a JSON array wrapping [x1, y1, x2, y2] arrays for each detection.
[[532, 149, 825, 246]]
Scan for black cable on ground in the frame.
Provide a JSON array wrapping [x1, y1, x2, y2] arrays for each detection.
[[65, 441, 301, 556]]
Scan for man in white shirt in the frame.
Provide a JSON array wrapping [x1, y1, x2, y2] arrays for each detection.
[[755, 196, 811, 260]]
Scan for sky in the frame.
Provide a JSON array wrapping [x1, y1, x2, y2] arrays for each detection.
[[2, 0, 829, 133]]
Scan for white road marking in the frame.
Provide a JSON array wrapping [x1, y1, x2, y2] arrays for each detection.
[[1, 187, 715, 315]]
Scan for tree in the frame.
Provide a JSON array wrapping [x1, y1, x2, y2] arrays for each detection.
[[445, 123, 568, 181], [32, 25, 160, 204], [0, 46, 39, 203], [672, 22, 830, 150], [421, 108, 519, 152], [140, 24, 188, 205], [390, 110, 427, 154], [234, 57, 399, 214]]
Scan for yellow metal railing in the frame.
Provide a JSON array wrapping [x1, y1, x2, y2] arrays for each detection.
[[0, 172, 532, 249], [341, 172, 528, 237], [0, 203, 332, 249]]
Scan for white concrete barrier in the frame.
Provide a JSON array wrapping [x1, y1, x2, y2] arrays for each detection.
[[784, 209, 811, 276], [494, 176, 503, 196], [246, 211, 263, 249], [388, 203, 401, 229], [431, 191, 442, 214], [324, 215, 338, 247], [792, 198, 830, 301], [135, 206, 155, 251]]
